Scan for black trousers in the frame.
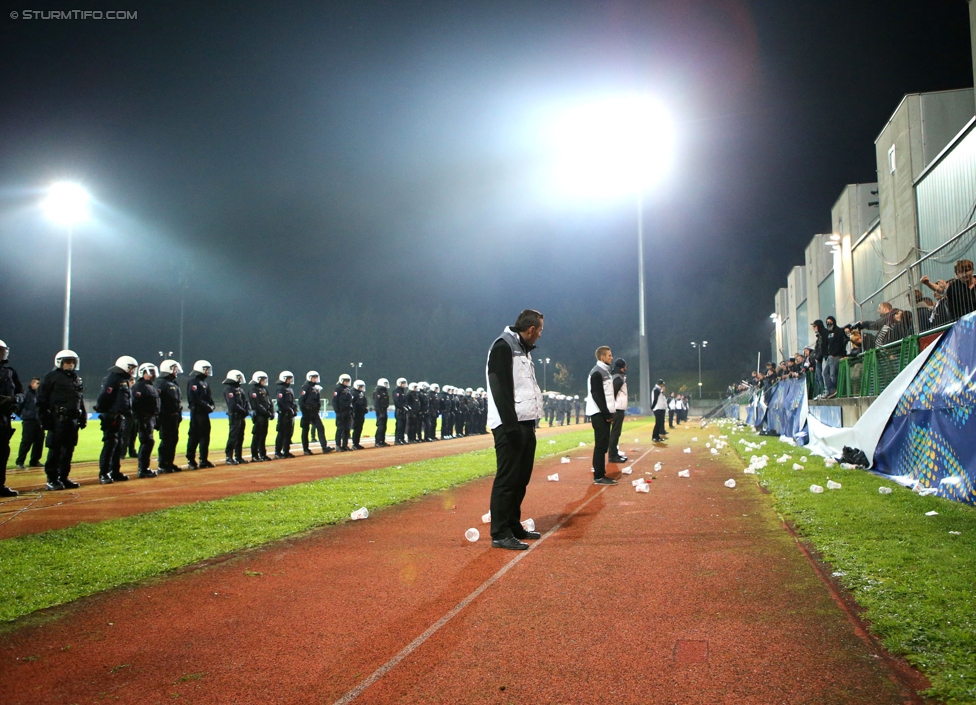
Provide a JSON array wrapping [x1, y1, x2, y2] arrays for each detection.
[[489, 422, 537, 540], [251, 415, 269, 457], [590, 414, 611, 479], [0, 420, 13, 486], [375, 412, 387, 444], [16, 419, 44, 466], [99, 414, 125, 477], [275, 414, 294, 455], [441, 411, 453, 438], [226, 414, 246, 459], [394, 409, 406, 442], [609, 410, 625, 458], [45, 416, 80, 482], [406, 413, 419, 442], [157, 414, 181, 469], [136, 416, 156, 471], [126, 416, 138, 457], [336, 411, 352, 448], [352, 412, 365, 446], [653, 409, 666, 440], [187, 412, 211, 462], [301, 412, 327, 452]]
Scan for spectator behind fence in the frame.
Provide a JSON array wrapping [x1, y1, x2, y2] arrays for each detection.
[[821, 316, 848, 398], [811, 320, 827, 396], [945, 259, 976, 321]]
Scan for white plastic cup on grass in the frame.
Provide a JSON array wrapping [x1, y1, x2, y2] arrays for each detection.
[[878, 486, 893, 495], [826, 480, 842, 490], [465, 528, 480, 542], [792, 463, 804, 470], [810, 485, 824, 494], [350, 507, 369, 520], [724, 479, 736, 488], [548, 440, 556, 445], [579, 442, 586, 447]]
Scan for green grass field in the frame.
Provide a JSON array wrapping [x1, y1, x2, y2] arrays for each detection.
[[0, 427, 601, 625], [717, 419, 976, 704], [5, 417, 388, 468]]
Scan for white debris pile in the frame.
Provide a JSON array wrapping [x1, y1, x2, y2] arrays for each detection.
[[776, 454, 792, 464]]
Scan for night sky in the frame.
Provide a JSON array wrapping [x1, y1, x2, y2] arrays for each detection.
[[1, 1, 972, 396]]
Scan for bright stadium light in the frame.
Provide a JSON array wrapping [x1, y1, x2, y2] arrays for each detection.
[[43, 181, 91, 349]]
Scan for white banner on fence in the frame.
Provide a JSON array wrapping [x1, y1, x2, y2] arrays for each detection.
[[805, 337, 941, 466]]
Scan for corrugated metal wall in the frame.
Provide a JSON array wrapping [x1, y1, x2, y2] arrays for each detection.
[[852, 224, 884, 303], [916, 120, 976, 252]]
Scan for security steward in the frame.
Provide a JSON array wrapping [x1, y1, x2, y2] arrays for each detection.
[[0, 339, 24, 497], [275, 371, 297, 458], [372, 378, 389, 447], [486, 309, 545, 550], [350, 379, 368, 449], [155, 359, 183, 473], [95, 355, 138, 484], [300, 371, 333, 455], [333, 373, 354, 451], [132, 362, 161, 478], [186, 360, 216, 469], [38, 350, 87, 491], [249, 371, 274, 462], [223, 369, 249, 465]]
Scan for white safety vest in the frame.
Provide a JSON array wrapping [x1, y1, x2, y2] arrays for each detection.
[[485, 327, 543, 429], [585, 362, 615, 416], [613, 373, 628, 413]]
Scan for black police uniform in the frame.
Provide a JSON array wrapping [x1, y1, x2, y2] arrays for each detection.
[[351, 387, 368, 449], [416, 388, 430, 441], [372, 385, 389, 447], [15, 384, 44, 468], [186, 372, 215, 468], [0, 358, 24, 494], [155, 373, 183, 473], [393, 384, 408, 445], [275, 380, 297, 458], [38, 366, 86, 489], [405, 387, 420, 443], [250, 382, 274, 461], [427, 389, 440, 441], [333, 382, 354, 451], [299, 380, 331, 454], [95, 366, 134, 483], [224, 378, 250, 464], [132, 375, 161, 477], [438, 390, 452, 439]]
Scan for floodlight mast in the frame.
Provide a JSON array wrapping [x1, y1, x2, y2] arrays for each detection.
[[43, 182, 90, 349]]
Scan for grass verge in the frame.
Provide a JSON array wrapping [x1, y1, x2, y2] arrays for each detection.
[[716, 419, 976, 704], [0, 428, 596, 625]]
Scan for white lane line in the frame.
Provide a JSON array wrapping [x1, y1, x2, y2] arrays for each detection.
[[332, 485, 610, 705]]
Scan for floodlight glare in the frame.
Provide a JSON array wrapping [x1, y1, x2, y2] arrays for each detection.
[[43, 182, 90, 226], [551, 95, 675, 199]]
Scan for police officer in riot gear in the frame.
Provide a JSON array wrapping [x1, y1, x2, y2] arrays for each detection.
[[417, 382, 431, 441], [300, 371, 333, 455], [372, 378, 390, 447], [38, 350, 87, 491], [427, 383, 441, 441], [186, 360, 216, 469], [223, 369, 250, 465], [132, 363, 161, 478], [96, 355, 138, 484], [406, 382, 421, 443], [275, 371, 297, 458], [393, 377, 408, 445], [155, 360, 183, 473], [350, 379, 368, 449], [333, 373, 354, 451], [0, 339, 24, 497], [439, 385, 454, 439], [249, 371, 274, 462]]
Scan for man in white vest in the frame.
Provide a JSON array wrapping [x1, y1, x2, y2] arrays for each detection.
[[585, 346, 618, 485], [652, 379, 668, 442], [485, 309, 545, 550]]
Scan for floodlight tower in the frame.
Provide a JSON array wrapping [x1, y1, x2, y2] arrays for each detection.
[[43, 182, 91, 349], [691, 341, 707, 398]]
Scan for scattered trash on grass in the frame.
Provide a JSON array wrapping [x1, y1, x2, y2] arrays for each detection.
[[578, 442, 586, 447], [560, 457, 571, 464], [792, 463, 804, 470], [724, 479, 736, 488], [826, 480, 842, 490], [743, 468, 756, 474], [810, 485, 824, 493], [350, 507, 369, 520], [949, 531, 961, 535], [925, 511, 939, 516], [878, 487, 893, 495]]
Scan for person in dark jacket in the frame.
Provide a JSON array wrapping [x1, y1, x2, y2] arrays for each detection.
[[0, 340, 24, 497], [275, 371, 297, 458], [810, 319, 828, 398], [438, 385, 453, 439], [405, 382, 421, 443], [38, 349, 87, 491], [350, 379, 368, 449], [186, 360, 216, 469], [249, 371, 274, 462], [417, 382, 431, 441], [393, 378, 408, 445], [585, 346, 617, 484], [15, 377, 44, 470], [372, 378, 390, 447], [609, 359, 629, 462], [300, 371, 332, 455], [131, 363, 161, 478], [223, 370, 250, 465], [155, 360, 183, 473], [428, 383, 442, 441], [95, 355, 138, 484], [822, 316, 848, 398], [333, 374, 354, 451]]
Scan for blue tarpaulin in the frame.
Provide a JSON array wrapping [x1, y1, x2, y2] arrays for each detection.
[[756, 377, 807, 441]]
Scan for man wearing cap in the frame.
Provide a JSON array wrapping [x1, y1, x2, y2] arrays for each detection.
[[486, 309, 545, 550], [652, 379, 668, 442], [608, 358, 629, 463]]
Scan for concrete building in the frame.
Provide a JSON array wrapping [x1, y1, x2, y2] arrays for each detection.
[[831, 184, 879, 324]]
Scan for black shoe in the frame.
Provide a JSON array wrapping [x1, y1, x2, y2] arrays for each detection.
[[261, 455, 273, 461], [199, 460, 216, 469], [99, 475, 114, 485], [593, 476, 617, 485], [0, 486, 19, 497], [15, 463, 26, 470], [652, 438, 664, 443], [284, 452, 296, 458], [186, 460, 199, 470], [111, 471, 129, 482], [353, 444, 365, 450], [491, 536, 529, 550], [337, 446, 348, 452], [61, 478, 80, 489], [236, 457, 249, 464], [274, 453, 285, 459], [172, 465, 183, 472], [225, 457, 239, 466], [321, 446, 335, 454], [128, 451, 138, 459], [304, 450, 314, 455], [29, 462, 44, 468], [137, 469, 157, 479], [513, 530, 541, 540], [608, 456, 627, 463], [46, 480, 65, 491], [156, 465, 173, 474]]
